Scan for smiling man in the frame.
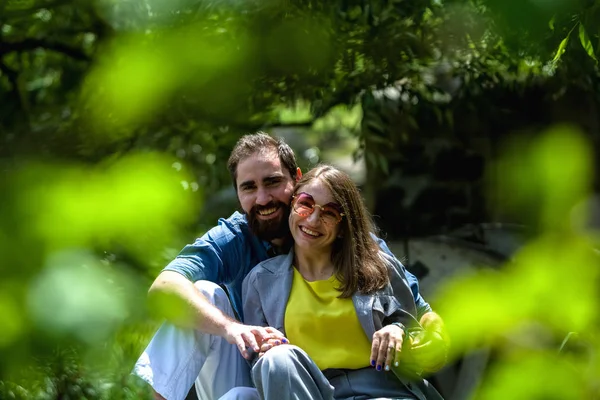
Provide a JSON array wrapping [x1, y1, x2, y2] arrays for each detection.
[[133, 133, 446, 400]]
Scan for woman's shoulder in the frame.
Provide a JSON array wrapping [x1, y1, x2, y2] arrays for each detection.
[[247, 252, 293, 281]]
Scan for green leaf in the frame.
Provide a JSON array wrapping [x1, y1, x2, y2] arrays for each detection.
[[549, 15, 555, 31], [578, 24, 598, 62], [552, 35, 570, 63], [378, 154, 389, 175]]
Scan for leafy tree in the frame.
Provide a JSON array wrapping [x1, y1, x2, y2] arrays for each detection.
[[1, 0, 599, 398]]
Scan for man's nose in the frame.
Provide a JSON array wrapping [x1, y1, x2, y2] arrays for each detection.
[[255, 187, 272, 205]]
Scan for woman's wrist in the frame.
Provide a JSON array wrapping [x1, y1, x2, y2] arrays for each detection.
[[390, 322, 408, 338]]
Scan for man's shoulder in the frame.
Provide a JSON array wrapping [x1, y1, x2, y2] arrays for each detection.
[[194, 211, 249, 242], [217, 211, 249, 229]]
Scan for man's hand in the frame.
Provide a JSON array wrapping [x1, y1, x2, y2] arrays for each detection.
[[224, 323, 285, 359]]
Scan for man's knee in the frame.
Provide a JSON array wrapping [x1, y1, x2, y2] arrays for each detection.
[[193, 281, 231, 311]]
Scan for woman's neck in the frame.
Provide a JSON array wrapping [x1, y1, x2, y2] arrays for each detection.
[[293, 246, 334, 281]]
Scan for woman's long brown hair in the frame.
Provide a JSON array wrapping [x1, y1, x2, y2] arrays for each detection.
[[293, 165, 389, 297]]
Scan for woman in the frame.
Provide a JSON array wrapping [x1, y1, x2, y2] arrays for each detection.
[[230, 165, 442, 400]]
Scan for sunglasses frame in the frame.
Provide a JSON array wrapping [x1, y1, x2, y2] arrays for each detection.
[[291, 192, 345, 225]]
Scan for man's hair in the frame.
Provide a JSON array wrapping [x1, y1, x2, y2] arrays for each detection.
[[293, 164, 389, 297], [227, 132, 298, 189]]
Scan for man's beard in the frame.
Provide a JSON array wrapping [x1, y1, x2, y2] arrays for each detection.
[[247, 201, 291, 242]]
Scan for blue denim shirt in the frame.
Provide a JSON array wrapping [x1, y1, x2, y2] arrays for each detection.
[[163, 211, 431, 321]]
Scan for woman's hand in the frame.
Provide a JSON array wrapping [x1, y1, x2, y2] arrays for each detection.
[[370, 324, 405, 372], [258, 337, 290, 359]]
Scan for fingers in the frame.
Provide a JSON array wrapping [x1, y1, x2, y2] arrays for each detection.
[[371, 325, 405, 372], [233, 334, 251, 359], [249, 326, 272, 344], [257, 337, 290, 359], [369, 337, 380, 369], [251, 326, 289, 346], [376, 336, 390, 370], [264, 327, 286, 338], [229, 324, 289, 360], [240, 330, 261, 355], [370, 334, 392, 371], [393, 337, 403, 369]]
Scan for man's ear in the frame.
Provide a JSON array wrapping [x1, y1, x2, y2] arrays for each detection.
[[295, 168, 302, 182]]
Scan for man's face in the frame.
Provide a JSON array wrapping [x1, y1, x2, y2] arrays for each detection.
[[235, 150, 297, 242]]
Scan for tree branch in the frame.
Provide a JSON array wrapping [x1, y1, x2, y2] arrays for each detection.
[[0, 60, 26, 112], [0, 38, 90, 61]]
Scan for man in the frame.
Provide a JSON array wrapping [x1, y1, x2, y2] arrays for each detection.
[[134, 133, 447, 400]]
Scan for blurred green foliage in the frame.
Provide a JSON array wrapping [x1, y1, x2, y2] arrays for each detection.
[[435, 126, 599, 398], [1, 0, 600, 398]]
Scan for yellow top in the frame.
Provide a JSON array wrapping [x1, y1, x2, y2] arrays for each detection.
[[284, 267, 372, 370]]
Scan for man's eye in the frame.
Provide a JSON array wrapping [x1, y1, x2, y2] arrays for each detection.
[[266, 180, 281, 187]]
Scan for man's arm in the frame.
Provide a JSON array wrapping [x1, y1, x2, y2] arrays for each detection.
[[148, 270, 278, 359], [374, 235, 449, 373], [373, 235, 432, 315], [149, 270, 234, 333]]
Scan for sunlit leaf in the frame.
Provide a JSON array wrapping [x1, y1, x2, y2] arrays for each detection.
[[578, 23, 598, 63], [552, 34, 570, 63]]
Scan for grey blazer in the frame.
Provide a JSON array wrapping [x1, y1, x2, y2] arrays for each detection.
[[242, 249, 422, 340], [242, 249, 444, 400]]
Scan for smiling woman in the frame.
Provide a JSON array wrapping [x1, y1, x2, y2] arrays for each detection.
[[229, 164, 444, 400]]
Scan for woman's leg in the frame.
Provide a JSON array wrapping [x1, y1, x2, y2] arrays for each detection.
[[252, 345, 335, 400]]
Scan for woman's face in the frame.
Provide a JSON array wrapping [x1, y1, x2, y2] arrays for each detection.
[[289, 179, 343, 254]]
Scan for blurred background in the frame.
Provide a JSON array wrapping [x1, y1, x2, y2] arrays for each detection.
[[0, 0, 599, 398]]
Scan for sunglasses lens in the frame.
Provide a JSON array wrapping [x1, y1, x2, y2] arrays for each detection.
[[294, 193, 314, 216], [293, 192, 344, 225], [321, 206, 342, 224]]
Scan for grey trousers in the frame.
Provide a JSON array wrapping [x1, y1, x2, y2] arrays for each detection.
[[221, 344, 440, 400]]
